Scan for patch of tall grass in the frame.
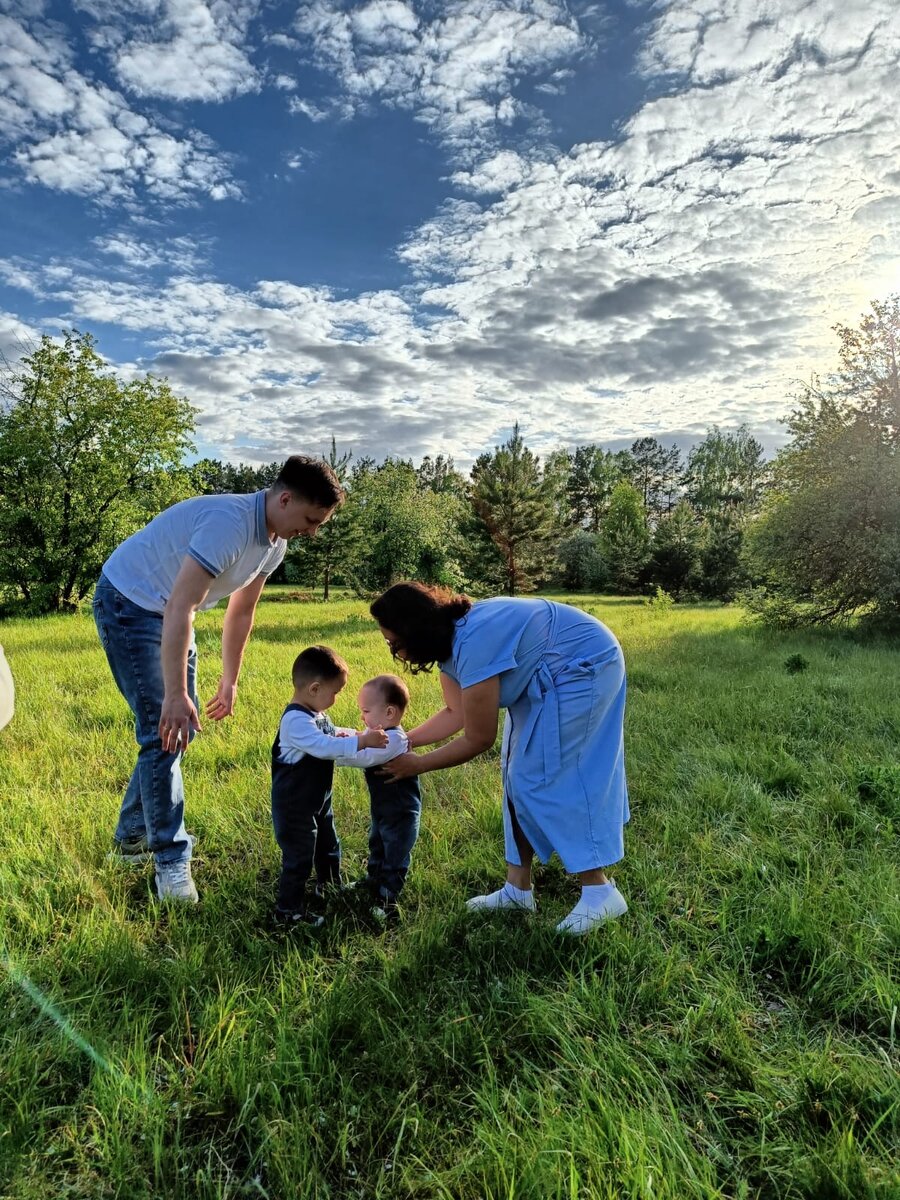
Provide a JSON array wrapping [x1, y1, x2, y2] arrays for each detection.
[[1, 593, 897, 1197]]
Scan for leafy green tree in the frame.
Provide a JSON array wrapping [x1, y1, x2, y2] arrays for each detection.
[[647, 500, 702, 597], [556, 529, 607, 591], [285, 438, 358, 599], [698, 521, 746, 601], [189, 459, 280, 494], [469, 424, 555, 595], [0, 332, 194, 612], [567, 445, 623, 531], [683, 425, 768, 520], [744, 297, 900, 626], [417, 454, 468, 498], [599, 481, 650, 592], [628, 437, 682, 520], [543, 448, 574, 536], [345, 458, 462, 594]]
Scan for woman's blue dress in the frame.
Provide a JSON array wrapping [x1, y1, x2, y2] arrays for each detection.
[[440, 598, 628, 872]]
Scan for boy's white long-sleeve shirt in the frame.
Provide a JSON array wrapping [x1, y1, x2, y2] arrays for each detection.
[[277, 707, 408, 767]]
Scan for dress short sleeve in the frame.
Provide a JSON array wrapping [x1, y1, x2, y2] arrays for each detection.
[[447, 602, 527, 690]]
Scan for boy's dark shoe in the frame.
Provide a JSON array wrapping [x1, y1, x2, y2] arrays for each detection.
[[107, 835, 152, 865], [273, 906, 325, 930], [368, 892, 401, 929]]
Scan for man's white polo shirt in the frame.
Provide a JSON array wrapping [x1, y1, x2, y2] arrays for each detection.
[[102, 490, 286, 614]]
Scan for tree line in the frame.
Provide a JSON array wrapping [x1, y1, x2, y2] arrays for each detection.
[[1, 296, 898, 629]]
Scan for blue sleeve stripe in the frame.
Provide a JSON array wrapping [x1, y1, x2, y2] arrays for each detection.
[[187, 548, 219, 577]]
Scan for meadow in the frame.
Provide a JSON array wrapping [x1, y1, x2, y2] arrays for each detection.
[[0, 591, 898, 1200]]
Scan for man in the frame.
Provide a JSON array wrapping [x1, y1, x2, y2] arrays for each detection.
[[92, 455, 343, 903]]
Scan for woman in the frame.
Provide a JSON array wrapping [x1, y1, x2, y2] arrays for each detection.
[[371, 582, 629, 935]]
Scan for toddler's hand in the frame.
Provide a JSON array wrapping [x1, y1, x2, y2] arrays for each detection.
[[359, 726, 389, 750]]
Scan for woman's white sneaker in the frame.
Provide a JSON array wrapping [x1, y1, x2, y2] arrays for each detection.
[[466, 882, 536, 911], [556, 883, 627, 935]]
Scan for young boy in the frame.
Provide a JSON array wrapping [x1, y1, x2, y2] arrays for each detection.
[[350, 674, 421, 920], [270, 645, 388, 927]]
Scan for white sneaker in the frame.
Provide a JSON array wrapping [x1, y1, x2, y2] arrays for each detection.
[[555, 884, 627, 935], [466, 883, 536, 911], [155, 861, 199, 904]]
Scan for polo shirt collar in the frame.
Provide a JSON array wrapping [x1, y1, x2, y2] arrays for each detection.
[[255, 490, 270, 545]]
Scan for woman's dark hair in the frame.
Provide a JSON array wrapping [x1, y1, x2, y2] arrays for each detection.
[[370, 582, 472, 672], [275, 455, 344, 508]]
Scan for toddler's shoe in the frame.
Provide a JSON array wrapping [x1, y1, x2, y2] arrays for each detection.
[[107, 834, 152, 865], [370, 893, 400, 929], [274, 905, 324, 930], [155, 860, 199, 904]]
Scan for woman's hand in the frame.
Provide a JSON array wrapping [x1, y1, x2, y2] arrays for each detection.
[[378, 752, 421, 782]]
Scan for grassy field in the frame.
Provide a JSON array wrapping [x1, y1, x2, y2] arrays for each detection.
[[1, 591, 898, 1199]]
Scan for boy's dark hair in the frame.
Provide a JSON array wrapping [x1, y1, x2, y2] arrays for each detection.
[[367, 673, 410, 714], [370, 582, 472, 672], [275, 456, 344, 509], [292, 645, 348, 688]]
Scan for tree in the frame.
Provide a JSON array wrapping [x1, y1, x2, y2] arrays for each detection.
[[566, 444, 624, 532], [647, 500, 702, 597], [599, 481, 650, 592], [0, 332, 195, 612], [744, 297, 900, 626], [628, 437, 682, 521], [416, 454, 468, 498], [682, 425, 768, 521], [189, 459, 280, 494], [556, 530, 607, 591], [469, 424, 555, 595], [344, 458, 462, 594], [697, 521, 746, 601], [285, 438, 358, 599]]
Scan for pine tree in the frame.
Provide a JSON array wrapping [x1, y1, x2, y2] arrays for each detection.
[[600, 481, 650, 592], [469, 424, 555, 595]]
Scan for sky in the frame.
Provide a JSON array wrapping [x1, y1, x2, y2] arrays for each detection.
[[1, 0, 899, 469]]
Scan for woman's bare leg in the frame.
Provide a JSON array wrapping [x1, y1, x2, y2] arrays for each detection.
[[506, 798, 535, 890]]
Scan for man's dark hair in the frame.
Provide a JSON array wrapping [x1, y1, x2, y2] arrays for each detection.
[[275, 456, 344, 509], [292, 645, 348, 688], [370, 582, 472, 672], [367, 673, 410, 714]]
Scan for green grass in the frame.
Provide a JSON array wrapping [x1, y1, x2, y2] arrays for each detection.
[[1, 591, 898, 1199]]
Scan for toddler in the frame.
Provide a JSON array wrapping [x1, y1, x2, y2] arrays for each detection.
[[350, 674, 421, 920], [270, 645, 388, 926]]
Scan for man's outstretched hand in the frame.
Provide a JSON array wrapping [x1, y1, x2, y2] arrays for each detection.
[[206, 679, 237, 722]]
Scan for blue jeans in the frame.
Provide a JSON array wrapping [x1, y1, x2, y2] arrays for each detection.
[[92, 575, 195, 866], [364, 772, 421, 901]]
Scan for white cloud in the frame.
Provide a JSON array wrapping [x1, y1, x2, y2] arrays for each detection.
[[0, 11, 240, 202], [2, 0, 898, 467], [75, 0, 261, 103], [291, 0, 584, 160], [93, 233, 208, 272], [0, 309, 42, 361]]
